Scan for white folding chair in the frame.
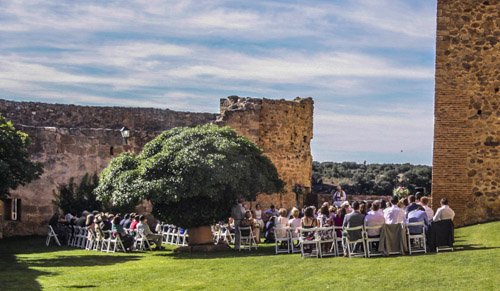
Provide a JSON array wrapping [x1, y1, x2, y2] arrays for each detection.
[[363, 224, 383, 258], [180, 229, 189, 246], [333, 226, 343, 256], [85, 230, 97, 251], [275, 226, 290, 254], [406, 221, 427, 254], [298, 227, 319, 258], [46, 225, 61, 247], [101, 230, 112, 252], [134, 230, 152, 251], [79, 228, 88, 249], [289, 227, 301, 254], [238, 226, 257, 251], [317, 226, 336, 258], [107, 232, 127, 253], [342, 226, 366, 258]]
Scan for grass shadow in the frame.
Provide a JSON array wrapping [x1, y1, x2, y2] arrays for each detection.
[[158, 244, 278, 260], [0, 236, 140, 290]]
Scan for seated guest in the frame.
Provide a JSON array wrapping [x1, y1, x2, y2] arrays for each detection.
[[359, 203, 368, 216], [407, 205, 429, 234], [318, 205, 332, 227], [341, 201, 352, 213], [120, 213, 129, 226], [264, 204, 279, 219], [275, 208, 289, 240], [301, 207, 318, 233], [415, 192, 423, 205], [300, 207, 318, 253], [329, 205, 337, 218], [364, 201, 385, 237], [379, 199, 387, 211], [288, 207, 301, 237], [384, 196, 405, 224], [124, 214, 133, 229], [342, 201, 365, 257], [100, 214, 112, 230], [240, 210, 257, 238], [334, 207, 346, 238], [75, 211, 88, 227], [137, 215, 164, 250], [421, 197, 434, 221], [94, 215, 103, 240], [111, 216, 134, 250], [397, 198, 407, 210], [130, 215, 140, 230], [49, 212, 68, 243], [405, 195, 419, 218], [64, 211, 74, 223], [433, 198, 455, 221], [318, 205, 334, 243]]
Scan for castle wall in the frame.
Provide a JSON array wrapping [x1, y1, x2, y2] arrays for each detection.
[[0, 96, 314, 236], [433, 0, 500, 226], [216, 96, 314, 210], [0, 99, 217, 237]]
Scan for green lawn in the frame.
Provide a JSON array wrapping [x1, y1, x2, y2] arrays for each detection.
[[1, 222, 499, 291]]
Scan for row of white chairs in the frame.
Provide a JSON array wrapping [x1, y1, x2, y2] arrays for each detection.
[[212, 224, 235, 245], [160, 224, 189, 246], [274, 221, 431, 258]]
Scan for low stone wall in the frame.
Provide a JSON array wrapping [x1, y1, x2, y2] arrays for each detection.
[[317, 194, 392, 206]]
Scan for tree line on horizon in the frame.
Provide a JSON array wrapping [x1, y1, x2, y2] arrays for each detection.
[[312, 161, 432, 196]]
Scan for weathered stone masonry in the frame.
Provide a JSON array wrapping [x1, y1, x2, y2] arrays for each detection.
[[0, 96, 313, 237], [433, 0, 500, 227]]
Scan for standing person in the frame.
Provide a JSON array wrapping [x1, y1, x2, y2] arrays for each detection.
[[231, 198, 246, 250], [332, 186, 346, 207], [253, 204, 264, 242]]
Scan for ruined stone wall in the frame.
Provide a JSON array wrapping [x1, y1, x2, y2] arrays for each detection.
[[216, 96, 314, 210], [0, 99, 216, 131], [0, 99, 217, 237], [433, 0, 500, 227], [1, 96, 314, 237]]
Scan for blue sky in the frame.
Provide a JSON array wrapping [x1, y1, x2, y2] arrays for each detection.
[[0, 0, 437, 165]]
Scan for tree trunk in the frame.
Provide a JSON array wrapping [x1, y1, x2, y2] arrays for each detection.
[[188, 226, 214, 246]]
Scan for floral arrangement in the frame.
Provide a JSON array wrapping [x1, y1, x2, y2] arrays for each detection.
[[393, 186, 410, 199]]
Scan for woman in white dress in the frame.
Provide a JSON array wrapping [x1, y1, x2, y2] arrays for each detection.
[[253, 204, 263, 243]]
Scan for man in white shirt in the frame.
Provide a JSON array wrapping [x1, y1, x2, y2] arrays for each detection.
[[433, 198, 455, 221], [384, 196, 405, 224], [420, 197, 434, 221], [137, 215, 164, 250], [365, 201, 385, 237], [333, 186, 346, 207]]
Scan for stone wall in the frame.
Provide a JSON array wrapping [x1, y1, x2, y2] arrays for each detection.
[[0, 99, 217, 131], [433, 0, 500, 227], [0, 96, 314, 236], [216, 96, 314, 210]]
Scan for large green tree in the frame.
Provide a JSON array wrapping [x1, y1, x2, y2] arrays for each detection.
[[95, 125, 284, 230], [0, 114, 43, 200]]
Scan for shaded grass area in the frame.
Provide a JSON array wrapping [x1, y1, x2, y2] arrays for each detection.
[[0, 222, 499, 290]]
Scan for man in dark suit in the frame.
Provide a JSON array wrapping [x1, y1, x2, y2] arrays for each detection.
[[342, 201, 365, 257], [405, 195, 419, 218]]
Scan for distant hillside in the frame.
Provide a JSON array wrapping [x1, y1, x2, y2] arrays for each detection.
[[312, 161, 432, 196]]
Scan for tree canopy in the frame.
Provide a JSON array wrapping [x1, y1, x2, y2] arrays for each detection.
[[95, 125, 284, 228], [0, 114, 43, 200], [312, 161, 432, 196]]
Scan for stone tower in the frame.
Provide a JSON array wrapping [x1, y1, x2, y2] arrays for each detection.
[[216, 96, 314, 209], [433, 0, 500, 226]]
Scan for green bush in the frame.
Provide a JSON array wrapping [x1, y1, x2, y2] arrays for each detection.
[[95, 125, 285, 228]]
